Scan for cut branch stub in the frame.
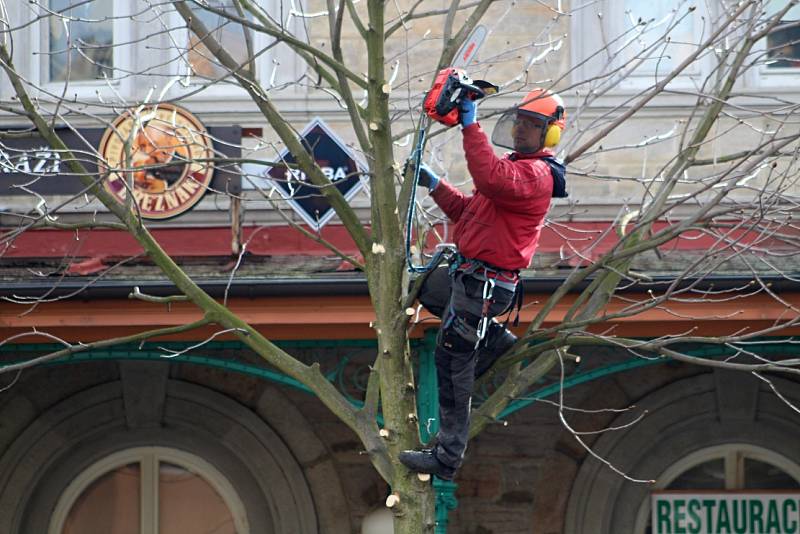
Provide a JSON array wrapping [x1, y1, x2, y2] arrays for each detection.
[[386, 493, 401, 508]]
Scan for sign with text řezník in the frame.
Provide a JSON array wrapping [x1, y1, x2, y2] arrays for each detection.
[[0, 124, 242, 210], [98, 104, 225, 219], [652, 492, 800, 534], [266, 118, 366, 231]]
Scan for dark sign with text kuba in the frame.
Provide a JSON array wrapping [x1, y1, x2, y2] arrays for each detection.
[[266, 118, 366, 231]]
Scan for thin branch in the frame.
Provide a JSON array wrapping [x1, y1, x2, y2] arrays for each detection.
[[554, 350, 655, 484], [0, 318, 212, 374], [129, 286, 190, 303]]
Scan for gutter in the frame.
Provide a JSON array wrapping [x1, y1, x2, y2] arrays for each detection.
[[1, 273, 798, 299]]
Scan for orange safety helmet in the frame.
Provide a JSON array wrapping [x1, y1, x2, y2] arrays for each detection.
[[519, 89, 566, 128], [491, 88, 566, 154]]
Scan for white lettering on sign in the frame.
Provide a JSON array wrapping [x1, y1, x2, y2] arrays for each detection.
[[283, 167, 350, 183], [283, 167, 351, 197], [0, 147, 61, 174], [652, 492, 800, 534], [324, 166, 349, 181], [14, 155, 29, 173]]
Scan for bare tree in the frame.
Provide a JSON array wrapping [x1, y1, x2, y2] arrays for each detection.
[[1, 1, 799, 532]]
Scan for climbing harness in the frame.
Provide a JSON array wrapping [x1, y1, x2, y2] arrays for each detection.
[[447, 252, 524, 348]]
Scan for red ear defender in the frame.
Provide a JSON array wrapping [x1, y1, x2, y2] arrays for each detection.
[[423, 68, 498, 126]]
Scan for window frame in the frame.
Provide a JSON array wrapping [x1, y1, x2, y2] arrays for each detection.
[[2, 0, 306, 106], [28, 0, 135, 101], [747, 1, 800, 89], [568, 0, 800, 98], [609, 0, 713, 91], [162, 0, 305, 102], [48, 446, 249, 534]]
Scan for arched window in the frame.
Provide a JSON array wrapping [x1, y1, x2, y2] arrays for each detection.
[[49, 447, 249, 534], [636, 444, 800, 533]]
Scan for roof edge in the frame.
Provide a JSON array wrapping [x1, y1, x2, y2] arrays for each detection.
[[1, 273, 798, 300]]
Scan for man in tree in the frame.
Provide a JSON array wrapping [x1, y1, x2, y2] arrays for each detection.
[[400, 89, 568, 480]]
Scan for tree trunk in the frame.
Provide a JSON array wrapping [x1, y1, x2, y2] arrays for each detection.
[[391, 474, 436, 533]]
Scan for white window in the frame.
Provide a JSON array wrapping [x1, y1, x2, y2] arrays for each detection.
[[574, 0, 800, 95], [185, 1, 255, 82], [158, 2, 256, 101], [0, 1, 317, 105], [49, 447, 249, 534], [571, 0, 711, 93], [754, 1, 800, 87], [15, 0, 134, 100], [46, 0, 113, 82], [634, 444, 800, 533], [613, 0, 708, 89], [160, 0, 309, 102]]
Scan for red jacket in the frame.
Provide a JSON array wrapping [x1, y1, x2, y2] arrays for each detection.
[[430, 123, 554, 271]]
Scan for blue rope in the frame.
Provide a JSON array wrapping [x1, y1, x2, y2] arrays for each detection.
[[405, 114, 448, 273]]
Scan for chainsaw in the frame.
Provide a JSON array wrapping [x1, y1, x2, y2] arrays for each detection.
[[423, 68, 498, 127]]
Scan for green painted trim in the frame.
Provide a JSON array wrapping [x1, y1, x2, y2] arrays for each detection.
[[499, 341, 799, 419], [417, 328, 440, 444], [56, 350, 318, 394], [0, 339, 380, 354], [0, 340, 395, 421], [4, 340, 795, 425]]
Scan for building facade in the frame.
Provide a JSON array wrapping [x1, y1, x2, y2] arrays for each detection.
[[1, 1, 800, 533]]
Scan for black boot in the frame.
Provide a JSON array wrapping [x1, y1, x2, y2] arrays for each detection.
[[474, 322, 517, 379], [399, 449, 456, 481]]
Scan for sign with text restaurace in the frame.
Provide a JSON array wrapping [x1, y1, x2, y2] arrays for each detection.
[[652, 492, 800, 534], [266, 118, 366, 231], [99, 104, 216, 219]]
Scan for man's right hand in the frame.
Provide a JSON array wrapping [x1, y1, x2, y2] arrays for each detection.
[[459, 98, 478, 127], [404, 159, 440, 190]]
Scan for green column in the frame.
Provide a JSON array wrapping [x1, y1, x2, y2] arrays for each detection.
[[417, 328, 440, 444], [417, 329, 459, 534], [434, 478, 458, 534]]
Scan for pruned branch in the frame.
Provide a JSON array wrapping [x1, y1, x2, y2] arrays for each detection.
[[0, 317, 212, 374]]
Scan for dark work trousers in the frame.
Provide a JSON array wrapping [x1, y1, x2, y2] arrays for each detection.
[[418, 267, 516, 470]]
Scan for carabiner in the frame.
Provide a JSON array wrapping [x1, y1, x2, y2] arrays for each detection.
[[475, 277, 496, 349]]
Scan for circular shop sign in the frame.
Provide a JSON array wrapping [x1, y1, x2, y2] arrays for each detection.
[[99, 104, 214, 220]]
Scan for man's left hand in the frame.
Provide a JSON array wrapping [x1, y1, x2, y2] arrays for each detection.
[[404, 159, 440, 190]]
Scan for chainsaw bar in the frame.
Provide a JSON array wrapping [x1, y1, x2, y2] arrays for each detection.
[[452, 25, 488, 69]]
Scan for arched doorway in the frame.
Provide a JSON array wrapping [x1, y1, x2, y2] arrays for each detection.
[[0, 378, 319, 533], [565, 371, 800, 533], [635, 444, 800, 532]]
